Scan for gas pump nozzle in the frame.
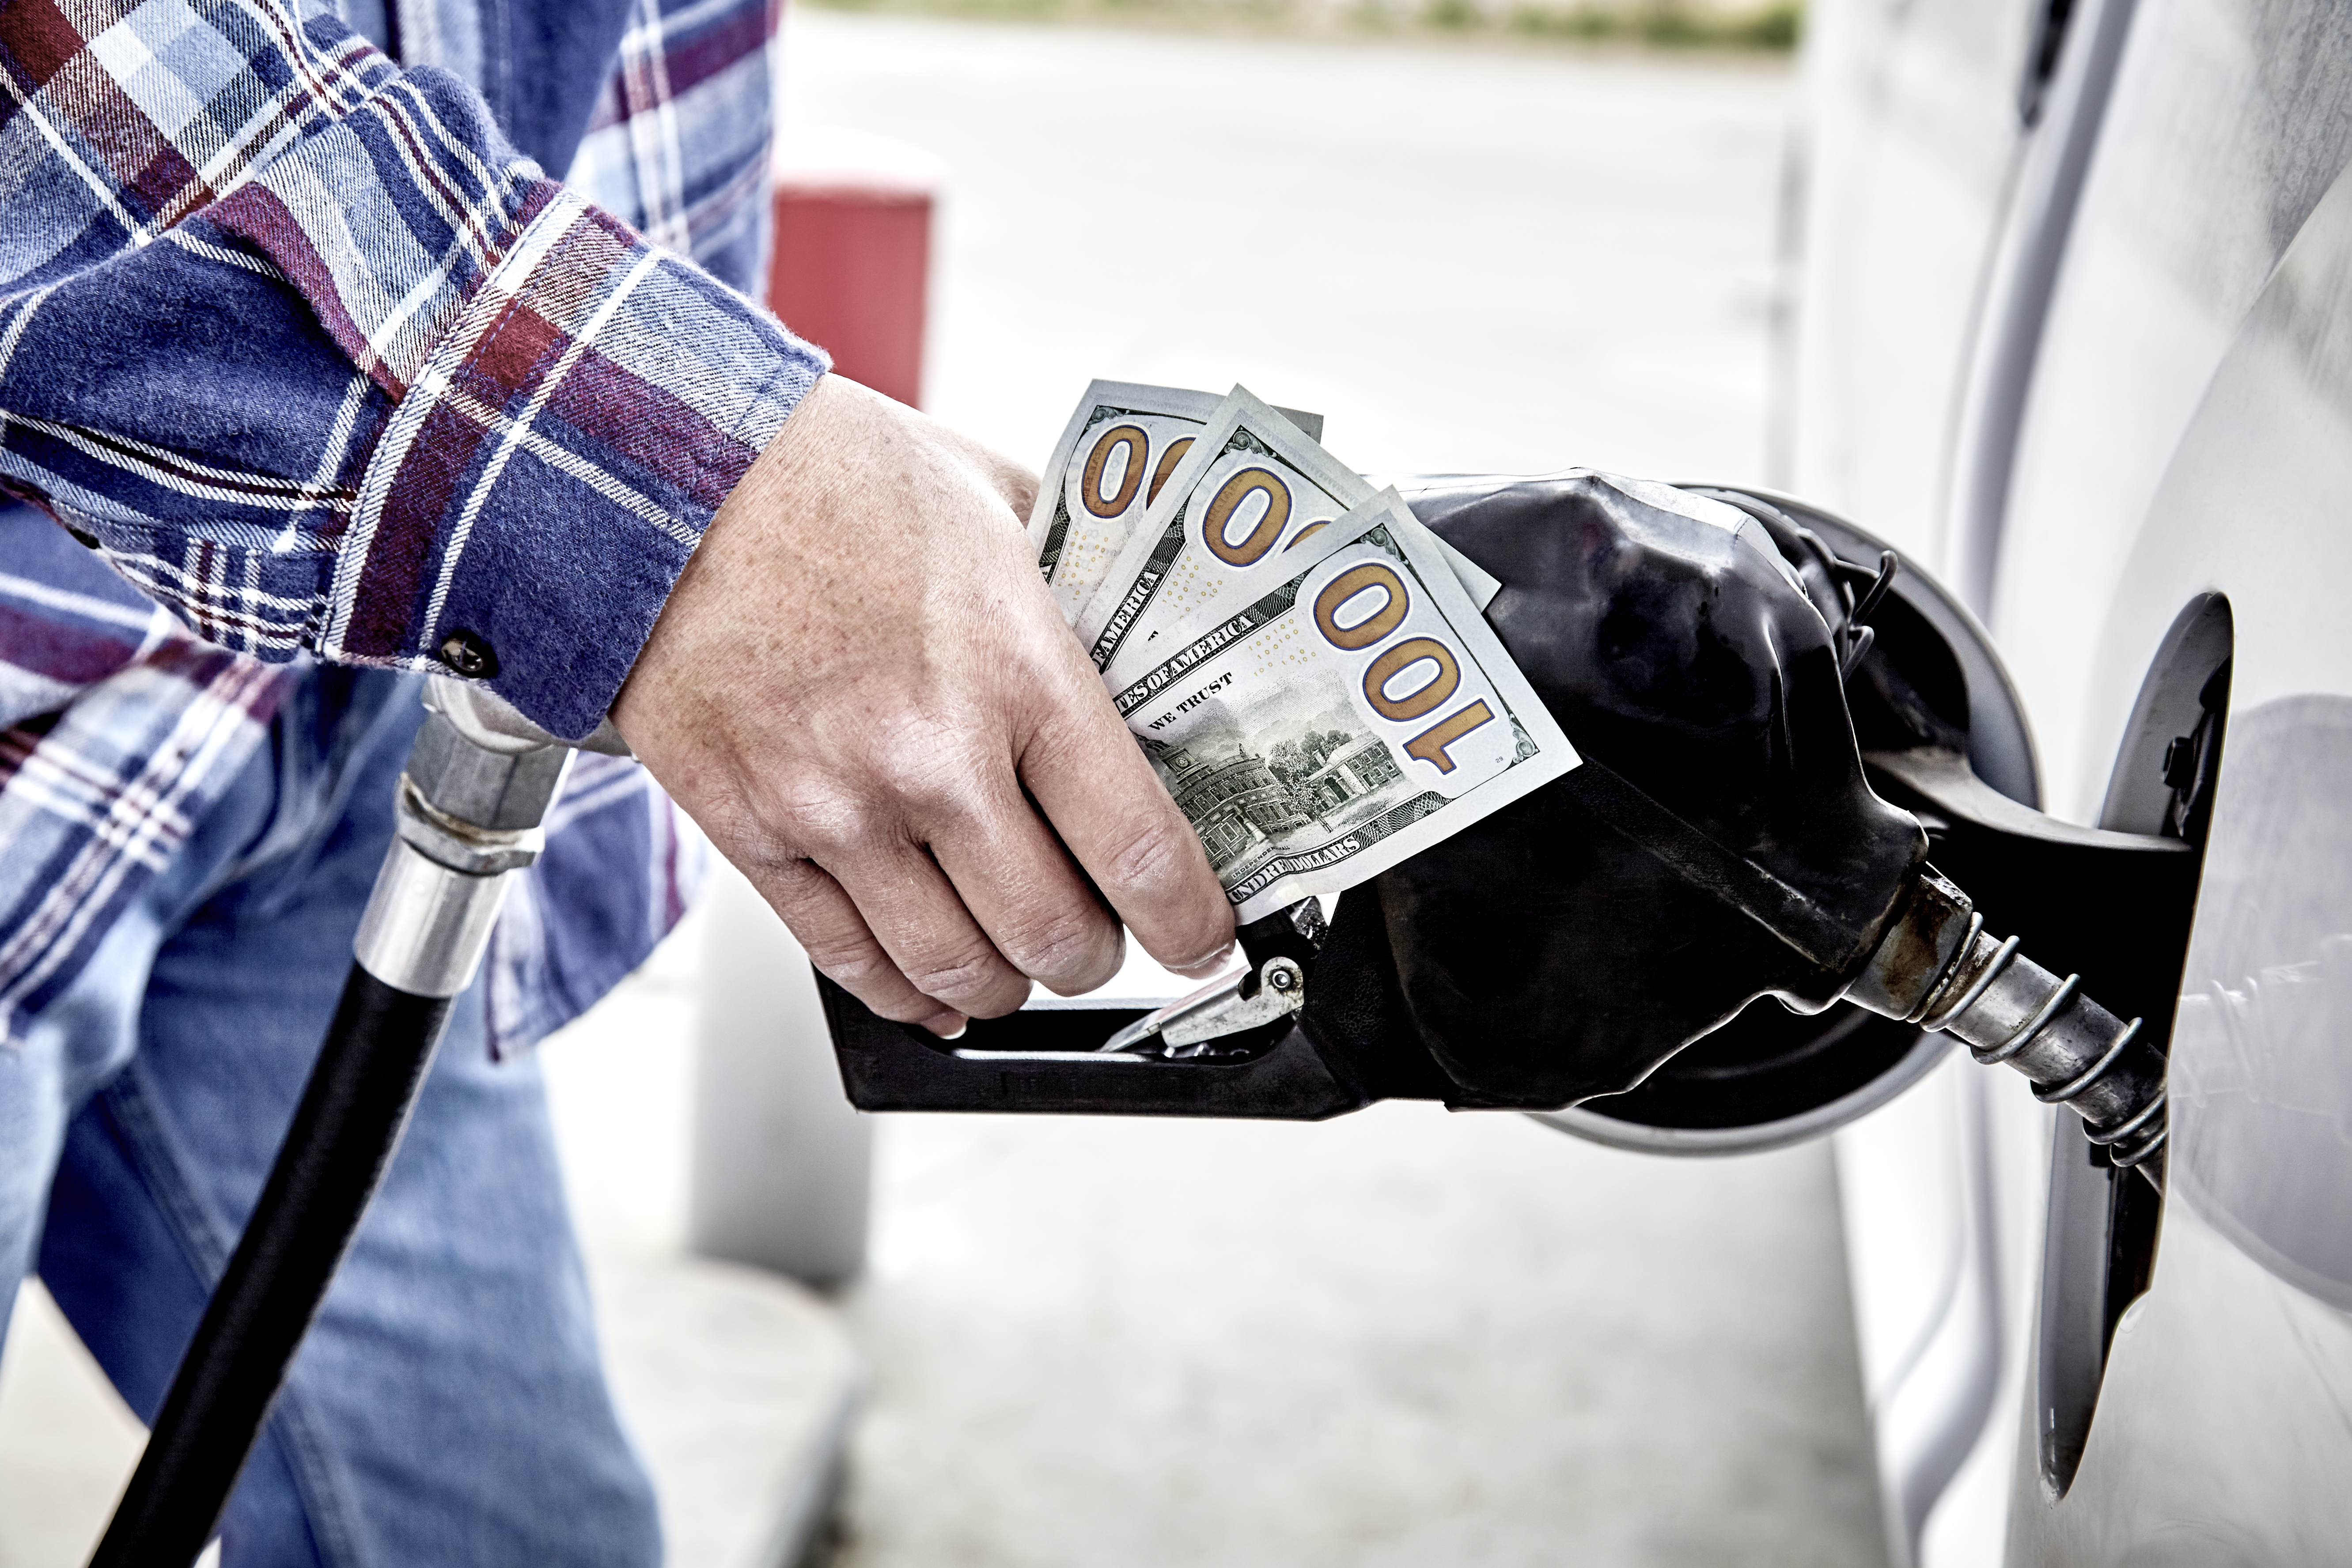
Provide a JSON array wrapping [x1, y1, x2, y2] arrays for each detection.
[[1379, 475, 2173, 1187], [824, 473, 2187, 1191]]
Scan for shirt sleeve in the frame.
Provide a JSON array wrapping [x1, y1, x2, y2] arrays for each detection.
[[0, 0, 827, 741]]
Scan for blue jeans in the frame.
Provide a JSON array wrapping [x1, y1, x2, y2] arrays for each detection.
[[0, 667, 661, 1567]]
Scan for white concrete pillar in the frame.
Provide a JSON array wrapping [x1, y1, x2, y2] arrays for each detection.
[[689, 860, 873, 1286]]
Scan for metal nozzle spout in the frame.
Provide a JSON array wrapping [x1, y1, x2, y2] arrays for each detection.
[[1845, 870, 2169, 1188]]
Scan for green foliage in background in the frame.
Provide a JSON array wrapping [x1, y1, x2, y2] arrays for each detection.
[[806, 0, 1803, 52], [1498, 0, 1799, 48]]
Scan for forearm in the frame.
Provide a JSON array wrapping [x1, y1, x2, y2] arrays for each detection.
[[0, 0, 825, 739]]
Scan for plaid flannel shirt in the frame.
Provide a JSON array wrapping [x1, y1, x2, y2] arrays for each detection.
[[0, 0, 828, 1050]]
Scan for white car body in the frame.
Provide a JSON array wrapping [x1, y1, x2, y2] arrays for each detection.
[[1789, 0, 2352, 1562]]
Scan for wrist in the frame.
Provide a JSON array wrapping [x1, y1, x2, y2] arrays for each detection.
[[329, 192, 828, 742]]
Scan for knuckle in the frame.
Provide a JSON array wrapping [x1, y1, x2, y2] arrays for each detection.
[[903, 941, 1008, 1003], [779, 788, 883, 859], [803, 939, 898, 994], [791, 711, 991, 830], [1099, 813, 1204, 898], [877, 735, 994, 822], [997, 904, 1115, 986], [757, 704, 1016, 849], [757, 854, 831, 901], [903, 942, 1026, 1016]]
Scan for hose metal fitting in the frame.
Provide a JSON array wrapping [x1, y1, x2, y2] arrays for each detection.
[[351, 679, 580, 998]]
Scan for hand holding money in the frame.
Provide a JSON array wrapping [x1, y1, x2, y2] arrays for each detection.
[[1034, 380, 1579, 925], [616, 376, 1238, 1035]]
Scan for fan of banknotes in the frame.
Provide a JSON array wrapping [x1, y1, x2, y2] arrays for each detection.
[[1027, 381, 1583, 924]]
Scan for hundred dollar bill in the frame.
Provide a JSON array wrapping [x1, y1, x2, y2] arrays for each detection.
[[1027, 381, 1323, 624], [1075, 386, 1504, 678], [1075, 385, 1376, 674], [1106, 488, 1579, 924]]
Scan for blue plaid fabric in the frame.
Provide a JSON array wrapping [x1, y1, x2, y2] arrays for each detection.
[[0, 0, 820, 1050]]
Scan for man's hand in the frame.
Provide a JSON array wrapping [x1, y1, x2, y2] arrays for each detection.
[[613, 376, 1236, 1035]]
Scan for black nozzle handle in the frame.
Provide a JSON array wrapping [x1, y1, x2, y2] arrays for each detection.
[[86, 966, 454, 1568]]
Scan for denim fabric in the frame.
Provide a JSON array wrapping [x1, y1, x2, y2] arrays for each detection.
[[1, 666, 659, 1567]]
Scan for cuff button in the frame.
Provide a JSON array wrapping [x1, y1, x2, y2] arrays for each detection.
[[437, 628, 499, 679]]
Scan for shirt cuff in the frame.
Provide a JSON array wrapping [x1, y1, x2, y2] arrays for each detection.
[[326, 182, 829, 741]]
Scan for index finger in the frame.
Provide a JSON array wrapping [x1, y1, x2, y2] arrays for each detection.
[[1019, 655, 1236, 979]]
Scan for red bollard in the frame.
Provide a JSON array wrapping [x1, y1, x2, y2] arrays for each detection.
[[767, 129, 941, 409]]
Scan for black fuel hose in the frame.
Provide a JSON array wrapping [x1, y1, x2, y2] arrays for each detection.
[[87, 966, 454, 1568]]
